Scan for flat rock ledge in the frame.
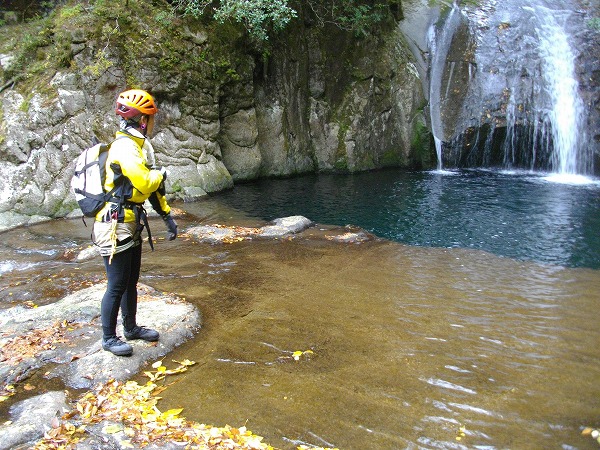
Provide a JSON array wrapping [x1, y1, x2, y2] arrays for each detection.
[[187, 215, 314, 243], [0, 283, 200, 450]]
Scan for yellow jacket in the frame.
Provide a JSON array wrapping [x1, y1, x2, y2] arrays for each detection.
[[95, 130, 170, 223]]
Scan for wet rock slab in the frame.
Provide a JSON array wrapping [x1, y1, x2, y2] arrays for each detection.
[[187, 215, 313, 243], [0, 283, 200, 389], [0, 391, 69, 450], [0, 283, 200, 449]]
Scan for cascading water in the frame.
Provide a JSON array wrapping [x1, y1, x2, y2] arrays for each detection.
[[501, 3, 590, 176], [427, 2, 462, 171], [427, 0, 594, 177], [534, 6, 588, 175]]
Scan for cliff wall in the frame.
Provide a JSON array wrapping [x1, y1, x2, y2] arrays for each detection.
[[0, 2, 428, 229]]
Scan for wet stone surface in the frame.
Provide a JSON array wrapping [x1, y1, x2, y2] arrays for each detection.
[[0, 283, 200, 450]]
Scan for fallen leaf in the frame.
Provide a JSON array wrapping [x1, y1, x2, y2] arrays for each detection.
[[172, 359, 196, 366], [102, 424, 123, 434], [161, 408, 184, 419], [50, 417, 60, 428]]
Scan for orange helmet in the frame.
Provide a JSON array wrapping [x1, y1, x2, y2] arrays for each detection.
[[115, 89, 158, 119]]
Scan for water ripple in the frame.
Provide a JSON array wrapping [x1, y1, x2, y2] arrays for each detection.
[[421, 377, 477, 395]]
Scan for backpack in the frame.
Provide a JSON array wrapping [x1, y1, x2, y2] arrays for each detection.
[[71, 136, 119, 218]]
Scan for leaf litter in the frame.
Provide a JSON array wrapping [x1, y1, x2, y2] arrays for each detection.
[[31, 359, 338, 450]]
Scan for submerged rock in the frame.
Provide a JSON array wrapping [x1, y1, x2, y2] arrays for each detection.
[[260, 216, 314, 236]]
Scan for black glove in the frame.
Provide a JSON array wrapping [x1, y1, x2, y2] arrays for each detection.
[[159, 167, 168, 181], [163, 214, 177, 241]]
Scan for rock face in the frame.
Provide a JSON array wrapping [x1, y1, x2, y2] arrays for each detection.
[[0, 3, 429, 231], [253, 16, 429, 177]]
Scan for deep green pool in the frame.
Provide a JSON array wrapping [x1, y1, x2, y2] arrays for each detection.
[[213, 169, 600, 269]]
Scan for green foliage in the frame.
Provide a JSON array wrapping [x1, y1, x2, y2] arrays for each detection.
[[173, 0, 297, 42], [82, 49, 114, 77], [214, 0, 297, 41], [171, 0, 212, 18], [90, 0, 120, 20], [155, 10, 176, 28], [172, 0, 397, 42], [2, 23, 53, 82], [303, 0, 391, 36], [59, 4, 84, 20], [588, 17, 600, 32]]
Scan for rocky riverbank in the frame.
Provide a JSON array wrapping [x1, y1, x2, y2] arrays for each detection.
[[0, 282, 201, 449], [0, 216, 349, 449]]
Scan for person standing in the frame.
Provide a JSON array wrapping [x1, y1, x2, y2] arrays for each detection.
[[92, 89, 178, 356]]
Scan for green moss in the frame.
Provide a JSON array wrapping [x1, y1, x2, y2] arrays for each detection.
[[588, 17, 600, 32], [171, 180, 183, 193], [410, 114, 433, 168], [358, 153, 375, 171], [380, 148, 400, 166], [19, 93, 33, 112], [333, 120, 350, 171], [58, 4, 84, 20], [333, 156, 349, 171], [0, 101, 5, 146]]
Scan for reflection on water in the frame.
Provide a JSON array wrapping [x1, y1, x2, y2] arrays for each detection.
[[1, 201, 599, 449]]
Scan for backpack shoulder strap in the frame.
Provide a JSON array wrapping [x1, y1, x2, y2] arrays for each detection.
[[114, 131, 145, 149]]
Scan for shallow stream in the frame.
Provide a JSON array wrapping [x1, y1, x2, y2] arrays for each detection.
[[1, 169, 599, 449]]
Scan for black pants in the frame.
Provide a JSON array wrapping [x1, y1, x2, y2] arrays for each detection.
[[101, 243, 142, 339]]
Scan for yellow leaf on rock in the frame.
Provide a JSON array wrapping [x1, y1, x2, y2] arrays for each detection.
[[102, 424, 123, 434], [161, 408, 184, 419], [151, 360, 163, 369]]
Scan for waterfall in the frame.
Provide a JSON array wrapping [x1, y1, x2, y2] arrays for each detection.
[[535, 7, 587, 175], [424, 0, 594, 177], [427, 2, 462, 171], [501, 4, 590, 176]]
